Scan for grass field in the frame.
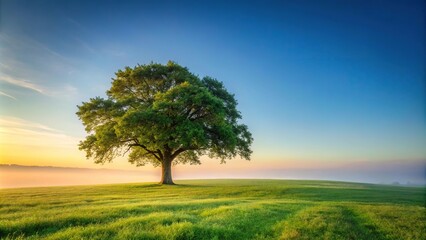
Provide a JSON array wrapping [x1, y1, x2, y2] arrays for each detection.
[[0, 179, 425, 239]]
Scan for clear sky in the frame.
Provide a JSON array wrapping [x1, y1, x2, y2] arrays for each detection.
[[0, 0, 425, 184]]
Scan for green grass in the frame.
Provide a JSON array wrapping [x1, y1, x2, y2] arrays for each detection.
[[0, 179, 424, 239]]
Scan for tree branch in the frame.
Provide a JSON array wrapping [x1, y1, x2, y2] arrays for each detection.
[[123, 145, 133, 156], [120, 139, 137, 143], [130, 143, 161, 161], [171, 148, 186, 159], [156, 149, 164, 160]]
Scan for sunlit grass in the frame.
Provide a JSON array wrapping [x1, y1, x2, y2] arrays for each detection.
[[0, 179, 424, 239]]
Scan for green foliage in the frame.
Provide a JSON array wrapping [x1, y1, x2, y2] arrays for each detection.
[[76, 61, 253, 169], [0, 180, 424, 239]]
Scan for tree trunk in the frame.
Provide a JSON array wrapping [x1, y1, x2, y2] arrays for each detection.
[[160, 159, 174, 185]]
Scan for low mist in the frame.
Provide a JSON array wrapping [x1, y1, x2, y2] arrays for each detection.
[[1, 160, 424, 188]]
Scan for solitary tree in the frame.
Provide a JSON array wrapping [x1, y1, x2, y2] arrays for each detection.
[[77, 61, 253, 184]]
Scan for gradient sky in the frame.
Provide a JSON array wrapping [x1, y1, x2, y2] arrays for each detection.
[[0, 0, 425, 182]]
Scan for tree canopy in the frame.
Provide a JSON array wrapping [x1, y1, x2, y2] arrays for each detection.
[[77, 61, 253, 184]]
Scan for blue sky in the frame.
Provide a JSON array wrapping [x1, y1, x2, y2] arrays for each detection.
[[0, 0, 425, 181]]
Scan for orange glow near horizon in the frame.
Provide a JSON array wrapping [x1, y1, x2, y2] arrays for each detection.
[[0, 116, 323, 171], [1, 115, 425, 188]]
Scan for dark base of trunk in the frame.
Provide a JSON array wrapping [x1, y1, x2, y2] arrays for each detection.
[[160, 180, 175, 185]]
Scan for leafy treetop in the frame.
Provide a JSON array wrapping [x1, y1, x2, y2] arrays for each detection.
[[77, 61, 253, 174]]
